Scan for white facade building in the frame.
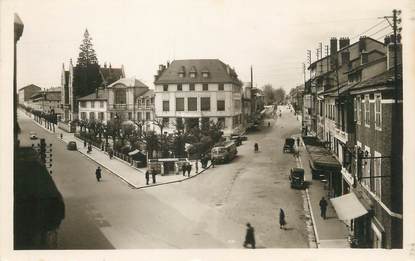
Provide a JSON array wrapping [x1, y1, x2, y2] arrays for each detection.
[[153, 59, 243, 136], [78, 88, 108, 122]]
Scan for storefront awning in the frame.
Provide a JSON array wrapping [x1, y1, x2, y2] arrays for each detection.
[[330, 192, 368, 220]]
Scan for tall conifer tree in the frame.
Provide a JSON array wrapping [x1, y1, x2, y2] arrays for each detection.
[[73, 29, 102, 100]]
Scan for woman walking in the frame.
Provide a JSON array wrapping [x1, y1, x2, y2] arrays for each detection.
[[279, 208, 286, 230]]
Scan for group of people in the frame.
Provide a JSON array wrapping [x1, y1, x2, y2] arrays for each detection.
[[84, 140, 92, 153], [200, 154, 212, 169], [243, 208, 287, 249], [181, 162, 193, 177], [145, 170, 157, 185]]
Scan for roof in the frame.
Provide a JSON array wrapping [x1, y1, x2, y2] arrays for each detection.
[[46, 87, 61, 92], [78, 88, 108, 101], [350, 68, 401, 93], [19, 84, 42, 91], [100, 67, 124, 86], [108, 77, 149, 88], [154, 59, 241, 85], [140, 89, 154, 97]]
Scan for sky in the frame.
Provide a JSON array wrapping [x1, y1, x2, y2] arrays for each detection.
[[3, 0, 409, 93]]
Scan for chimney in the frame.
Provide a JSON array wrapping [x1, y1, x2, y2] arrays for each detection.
[[158, 64, 165, 71], [339, 37, 350, 49], [330, 37, 338, 70], [386, 35, 402, 70], [359, 36, 367, 52]]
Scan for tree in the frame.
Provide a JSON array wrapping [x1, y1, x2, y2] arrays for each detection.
[[262, 84, 275, 105], [273, 87, 286, 105], [73, 29, 102, 99]]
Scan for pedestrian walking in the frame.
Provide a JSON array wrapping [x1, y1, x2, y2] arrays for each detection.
[[182, 163, 187, 176], [296, 137, 300, 147], [195, 160, 198, 174], [87, 143, 92, 153], [243, 223, 256, 249], [254, 143, 259, 152], [268, 122, 271, 127], [109, 149, 113, 159], [84, 140, 87, 148], [211, 158, 215, 168], [60, 133, 63, 139], [152, 171, 156, 184], [95, 166, 102, 182], [319, 197, 328, 219], [279, 208, 286, 229], [187, 163, 192, 177], [145, 170, 150, 185]]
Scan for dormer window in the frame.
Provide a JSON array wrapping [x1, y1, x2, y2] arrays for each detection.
[[202, 72, 209, 78], [179, 72, 185, 78], [190, 72, 196, 78]]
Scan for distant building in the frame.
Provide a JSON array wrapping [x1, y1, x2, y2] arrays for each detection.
[[29, 87, 62, 116], [107, 77, 150, 122], [18, 84, 41, 107], [78, 88, 108, 122], [153, 59, 243, 136], [136, 89, 156, 132], [61, 60, 125, 122]]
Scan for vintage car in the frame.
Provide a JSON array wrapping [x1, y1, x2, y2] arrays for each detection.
[[230, 135, 248, 146], [211, 141, 237, 163], [29, 131, 38, 140], [283, 138, 295, 153], [67, 141, 77, 151], [289, 167, 305, 189]]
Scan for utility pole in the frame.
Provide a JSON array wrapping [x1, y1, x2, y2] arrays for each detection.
[[250, 65, 253, 88]]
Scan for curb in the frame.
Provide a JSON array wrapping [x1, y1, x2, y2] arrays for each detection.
[[305, 188, 320, 248]]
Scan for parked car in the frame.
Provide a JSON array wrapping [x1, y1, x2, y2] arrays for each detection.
[[67, 141, 77, 151], [211, 141, 237, 163], [29, 131, 37, 140], [283, 138, 295, 153], [289, 167, 305, 189], [230, 135, 247, 146]]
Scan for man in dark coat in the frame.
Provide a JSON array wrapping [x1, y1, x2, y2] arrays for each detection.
[[186, 163, 192, 177], [145, 170, 150, 185], [243, 223, 255, 249], [84, 140, 87, 148], [182, 163, 187, 176], [319, 197, 328, 219], [279, 208, 286, 229], [297, 137, 300, 147], [152, 171, 156, 184], [95, 166, 102, 182]]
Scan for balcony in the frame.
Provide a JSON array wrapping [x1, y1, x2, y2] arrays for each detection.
[[109, 104, 133, 110], [334, 122, 348, 143]]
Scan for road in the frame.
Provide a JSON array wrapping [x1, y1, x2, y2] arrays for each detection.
[[17, 106, 309, 249]]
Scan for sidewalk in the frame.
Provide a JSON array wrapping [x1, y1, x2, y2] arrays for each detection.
[[294, 134, 350, 248], [20, 110, 210, 189]]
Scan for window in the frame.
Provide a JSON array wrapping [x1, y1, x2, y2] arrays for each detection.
[[80, 101, 86, 108], [188, 97, 197, 111], [128, 112, 132, 120], [201, 97, 210, 111], [356, 96, 361, 124], [91, 101, 95, 108], [163, 100, 170, 111], [146, 112, 151, 121], [100, 101, 104, 108], [201, 117, 210, 130], [110, 112, 114, 119], [176, 98, 184, 111], [89, 111, 95, 120], [234, 99, 241, 111], [163, 85, 168, 91], [217, 100, 225, 111], [98, 112, 104, 121], [202, 84, 208, 91], [189, 83, 195, 91], [362, 147, 371, 188], [218, 83, 224, 91], [177, 84, 182, 91], [217, 117, 225, 129], [364, 95, 370, 127], [114, 89, 126, 104], [81, 112, 87, 120], [375, 94, 382, 130], [179, 72, 184, 78], [373, 151, 382, 199], [202, 72, 209, 78], [190, 72, 196, 78], [137, 112, 142, 121], [162, 117, 169, 127]]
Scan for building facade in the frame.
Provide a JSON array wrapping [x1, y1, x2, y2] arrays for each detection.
[[18, 84, 41, 107], [29, 87, 63, 117], [61, 60, 125, 122], [306, 35, 403, 248], [107, 77, 150, 122], [136, 89, 156, 132], [78, 88, 108, 122], [153, 59, 243, 136]]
